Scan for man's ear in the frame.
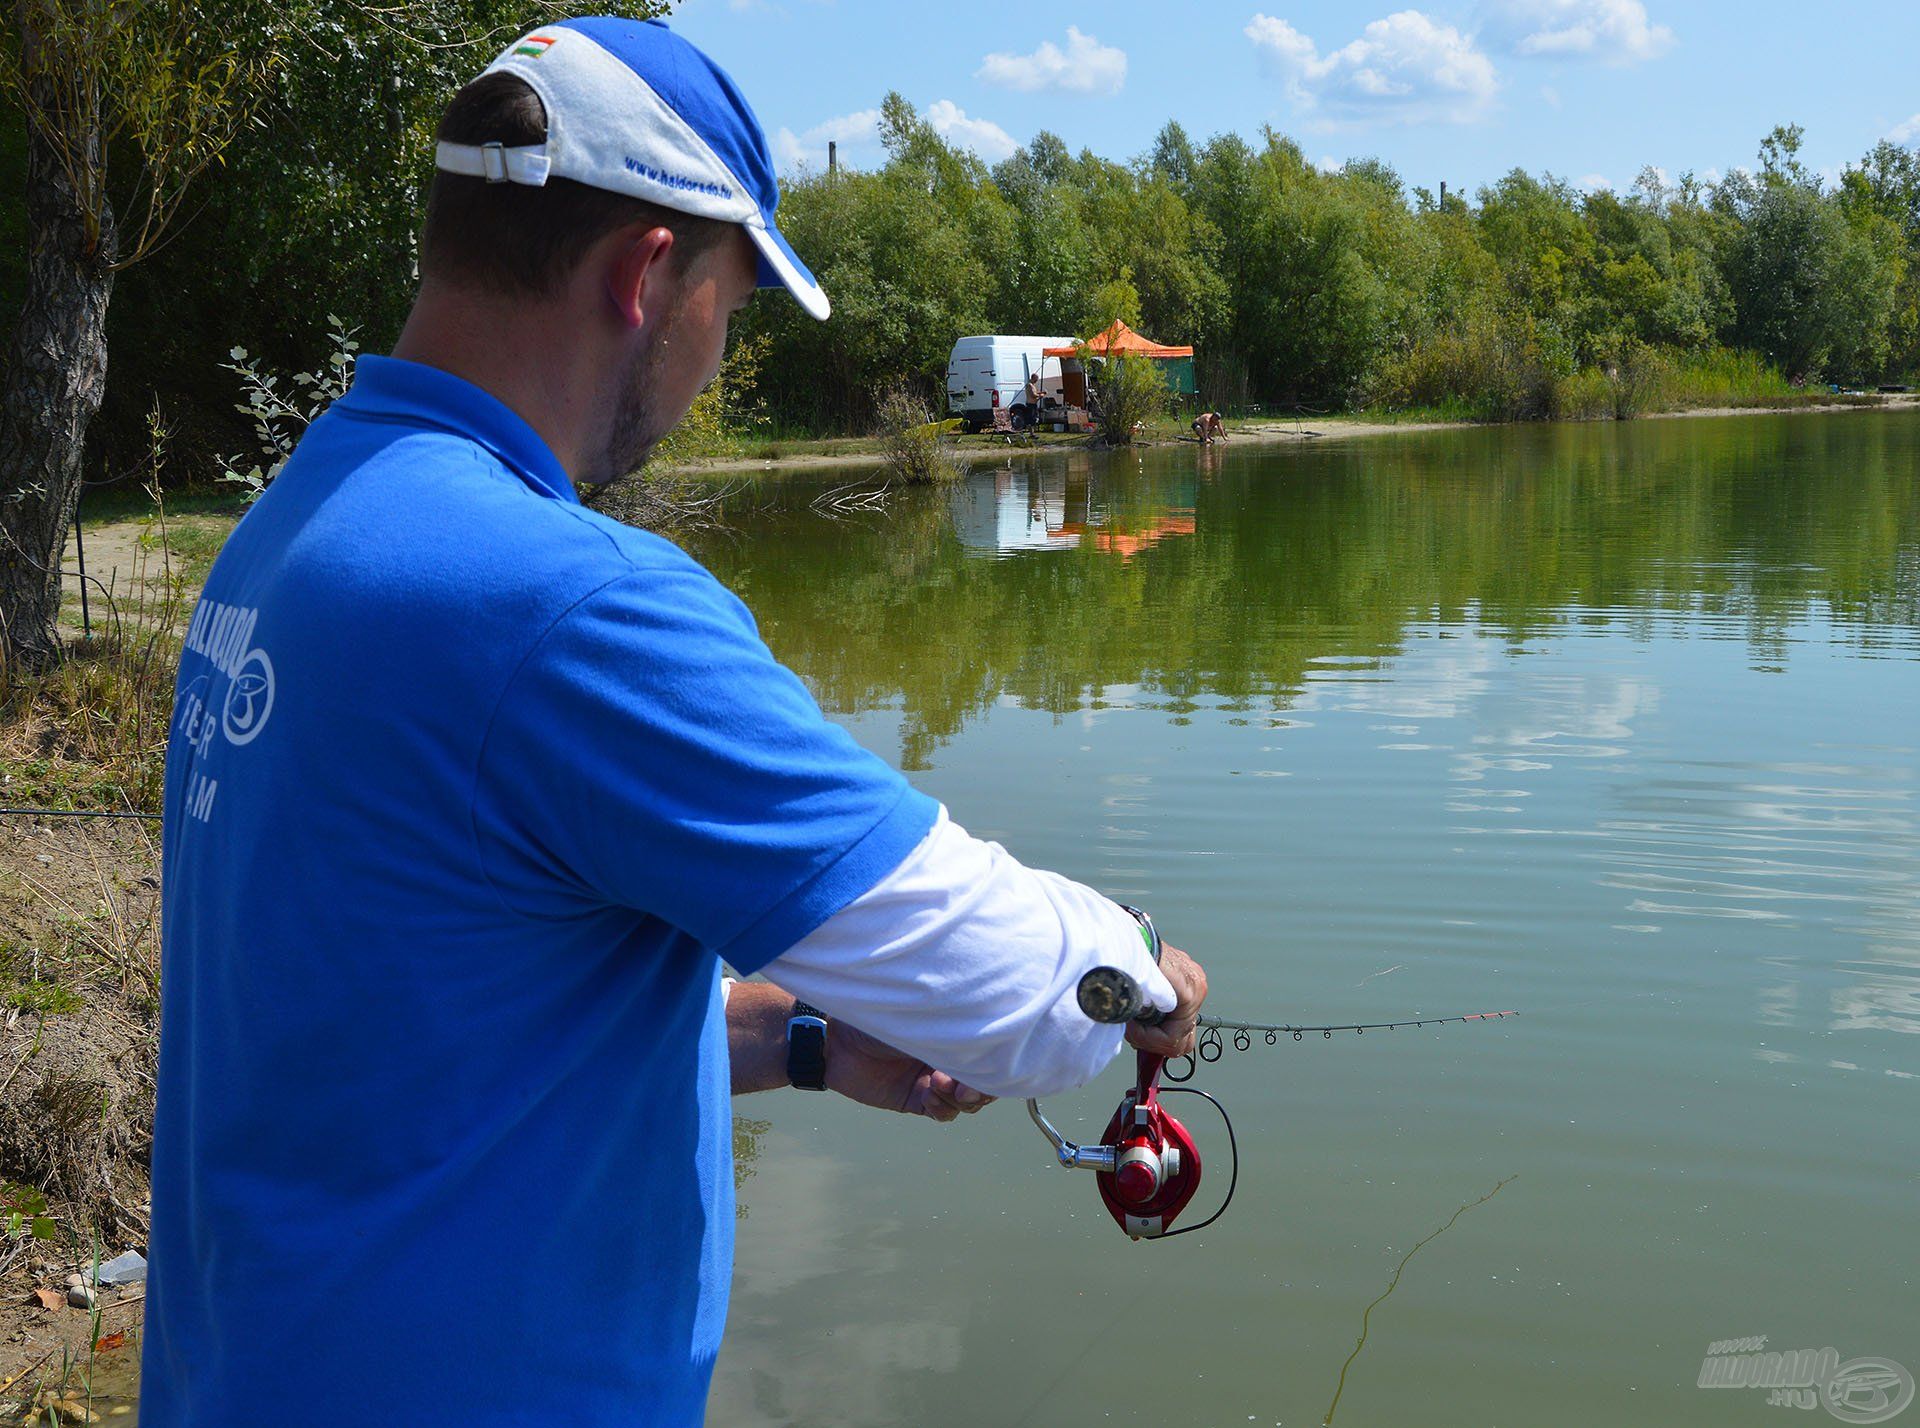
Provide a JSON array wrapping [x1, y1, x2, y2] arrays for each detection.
[[605, 224, 676, 331]]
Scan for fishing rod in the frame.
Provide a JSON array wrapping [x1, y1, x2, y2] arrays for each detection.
[[1028, 961, 1518, 1242]]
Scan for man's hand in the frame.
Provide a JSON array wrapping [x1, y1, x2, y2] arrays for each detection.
[[1125, 943, 1208, 1059], [827, 1022, 994, 1123]]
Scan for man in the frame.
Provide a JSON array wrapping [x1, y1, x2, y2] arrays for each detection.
[[146, 17, 1206, 1426], [1192, 409, 1227, 443]]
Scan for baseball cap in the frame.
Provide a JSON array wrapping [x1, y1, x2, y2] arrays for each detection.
[[433, 16, 829, 320]]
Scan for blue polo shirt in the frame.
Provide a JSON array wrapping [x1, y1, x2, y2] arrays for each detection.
[[146, 355, 937, 1424]]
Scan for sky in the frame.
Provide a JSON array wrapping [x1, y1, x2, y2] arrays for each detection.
[[667, 0, 1920, 197]]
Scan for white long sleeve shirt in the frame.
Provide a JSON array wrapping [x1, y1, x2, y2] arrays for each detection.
[[760, 807, 1176, 1098]]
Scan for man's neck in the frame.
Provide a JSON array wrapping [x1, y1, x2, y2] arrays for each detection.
[[391, 279, 602, 480]]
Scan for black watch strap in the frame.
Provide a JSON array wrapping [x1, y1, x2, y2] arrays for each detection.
[[786, 1000, 828, 1091]]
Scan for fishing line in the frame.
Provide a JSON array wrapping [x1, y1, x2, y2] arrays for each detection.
[[1151, 1085, 1237, 1239]]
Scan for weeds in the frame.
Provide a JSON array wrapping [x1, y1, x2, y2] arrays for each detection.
[[874, 386, 963, 484], [2, 413, 188, 817], [1372, 316, 1856, 424]]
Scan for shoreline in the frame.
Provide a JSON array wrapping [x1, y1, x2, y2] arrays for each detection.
[[654, 393, 1920, 479]]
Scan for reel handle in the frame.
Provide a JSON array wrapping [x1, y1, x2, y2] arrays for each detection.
[[1076, 966, 1166, 1027]]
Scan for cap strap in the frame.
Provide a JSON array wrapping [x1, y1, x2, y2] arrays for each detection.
[[434, 140, 553, 187]]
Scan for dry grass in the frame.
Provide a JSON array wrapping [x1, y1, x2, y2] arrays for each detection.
[[0, 817, 161, 1252], [2, 483, 190, 817]]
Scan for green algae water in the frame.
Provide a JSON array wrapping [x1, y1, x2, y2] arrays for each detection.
[[691, 411, 1920, 1428]]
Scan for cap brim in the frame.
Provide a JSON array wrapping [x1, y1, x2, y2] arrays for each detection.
[[746, 220, 830, 322]]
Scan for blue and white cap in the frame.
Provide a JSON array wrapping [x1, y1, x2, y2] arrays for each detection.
[[434, 16, 829, 320]]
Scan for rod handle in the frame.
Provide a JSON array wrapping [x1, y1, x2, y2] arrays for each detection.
[[1076, 966, 1166, 1026]]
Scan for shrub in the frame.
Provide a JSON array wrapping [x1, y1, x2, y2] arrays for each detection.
[[874, 386, 962, 484], [1372, 308, 1563, 421], [1092, 350, 1169, 444]]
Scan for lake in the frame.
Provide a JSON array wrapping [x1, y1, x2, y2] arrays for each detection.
[[688, 411, 1920, 1428]]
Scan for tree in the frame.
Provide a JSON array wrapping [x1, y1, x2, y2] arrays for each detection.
[[1147, 120, 1195, 190], [1715, 129, 1902, 378], [0, 0, 262, 669]]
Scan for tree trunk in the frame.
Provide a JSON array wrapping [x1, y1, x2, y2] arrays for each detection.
[[0, 74, 115, 673]]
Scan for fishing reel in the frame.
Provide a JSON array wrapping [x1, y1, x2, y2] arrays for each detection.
[[1026, 966, 1236, 1241], [1028, 1048, 1222, 1239]]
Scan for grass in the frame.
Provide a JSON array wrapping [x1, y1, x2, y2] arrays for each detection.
[[75, 480, 243, 526], [5, 463, 200, 817], [2, 983, 83, 1018]]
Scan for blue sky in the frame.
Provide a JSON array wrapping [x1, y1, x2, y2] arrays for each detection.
[[668, 0, 1920, 196]]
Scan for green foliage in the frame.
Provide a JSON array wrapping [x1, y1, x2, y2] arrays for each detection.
[[89, 0, 667, 471], [1092, 351, 1169, 444], [1, 1182, 56, 1243], [0, 0, 271, 266], [217, 315, 360, 502]]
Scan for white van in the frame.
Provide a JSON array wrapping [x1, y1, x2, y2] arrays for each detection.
[[946, 335, 1074, 432]]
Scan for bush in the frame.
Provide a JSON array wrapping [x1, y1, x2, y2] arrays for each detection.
[[874, 386, 962, 484], [1092, 351, 1169, 444], [1372, 308, 1564, 421]]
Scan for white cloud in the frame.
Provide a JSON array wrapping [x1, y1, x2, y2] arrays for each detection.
[[1317, 155, 1345, 173], [1482, 0, 1675, 64], [1245, 11, 1498, 126], [772, 108, 882, 172], [1890, 114, 1920, 145], [977, 26, 1128, 95], [773, 101, 1017, 170], [925, 100, 1018, 162], [1539, 83, 1561, 108], [1578, 172, 1613, 190]]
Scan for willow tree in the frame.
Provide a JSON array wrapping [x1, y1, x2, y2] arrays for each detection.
[[0, 0, 260, 669]]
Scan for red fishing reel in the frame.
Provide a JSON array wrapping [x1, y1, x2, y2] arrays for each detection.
[[1097, 1051, 1203, 1238], [1027, 1049, 1233, 1241]]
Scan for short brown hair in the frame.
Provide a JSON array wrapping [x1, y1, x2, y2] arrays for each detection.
[[420, 72, 731, 296]]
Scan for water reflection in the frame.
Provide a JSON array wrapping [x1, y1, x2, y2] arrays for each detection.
[[946, 461, 1197, 560], [699, 415, 1920, 772]]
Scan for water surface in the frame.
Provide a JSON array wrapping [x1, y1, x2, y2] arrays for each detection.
[[691, 412, 1920, 1428]]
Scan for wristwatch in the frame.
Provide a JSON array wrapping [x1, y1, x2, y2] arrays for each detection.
[[1116, 903, 1162, 964], [786, 1000, 828, 1091]]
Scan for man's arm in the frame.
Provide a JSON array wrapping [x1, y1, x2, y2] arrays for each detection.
[[758, 808, 1207, 1101], [727, 977, 995, 1122]]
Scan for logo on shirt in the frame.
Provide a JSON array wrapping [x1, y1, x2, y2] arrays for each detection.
[[183, 598, 276, 747], [175, 599, 277, 823], [221, 647, 276, 745]]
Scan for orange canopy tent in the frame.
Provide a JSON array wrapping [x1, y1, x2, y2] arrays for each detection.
[[1043, 321, 1197, 398], [1042, 320, 1193, 360]]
